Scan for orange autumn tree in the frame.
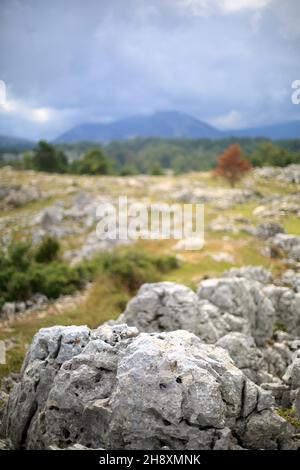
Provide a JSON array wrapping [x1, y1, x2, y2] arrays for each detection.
[[214, 144, 252, 187]]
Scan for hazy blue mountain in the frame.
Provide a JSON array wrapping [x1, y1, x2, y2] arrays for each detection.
[[54, 110, 221, 143], [0, 135, 35, 153], [55, 111, 300, 143], [2, 112, 299, 147], [224, 120, 300, 140]]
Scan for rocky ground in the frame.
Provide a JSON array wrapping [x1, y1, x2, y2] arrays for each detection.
[[1, 165, 300, 449]]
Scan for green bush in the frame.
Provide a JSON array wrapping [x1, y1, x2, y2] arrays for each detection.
[[0, 240, 83, 304], [0, 240, 179, 306], [100, 251, 179, 292], [7, 241, 31, 271], [154, 255, 179, 272], [29, 263, 82, 298], [34, 237, 60, 263], [28, 141, 68, 173], [71, 148, 112, 175], [7, 272, 31, 300]]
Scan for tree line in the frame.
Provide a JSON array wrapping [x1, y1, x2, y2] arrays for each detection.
[[2, 137, 300, 175]]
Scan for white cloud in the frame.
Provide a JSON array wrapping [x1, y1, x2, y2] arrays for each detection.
[[30, 108, 55, 123], [0, 91, 79, 138], [178, 0, 272, 15], [219, 0, 272, 13], [208, 110, 245, 129], [0, 97, 55, 124]]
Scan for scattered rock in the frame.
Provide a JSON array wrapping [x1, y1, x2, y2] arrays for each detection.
[[269, 234, 300, 261], [0, 293, 48, 321], [256, 222, 285, 240], [281, 269, 300, 293], [210, 252, 235, 264], [222, 266, 273, 284]]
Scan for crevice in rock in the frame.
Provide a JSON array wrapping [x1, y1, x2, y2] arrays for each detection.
[[20, 400, 38, 448], [52, 335, 63, 359]]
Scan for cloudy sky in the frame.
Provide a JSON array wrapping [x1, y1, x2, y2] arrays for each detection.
[[0, 0, 299, 140]]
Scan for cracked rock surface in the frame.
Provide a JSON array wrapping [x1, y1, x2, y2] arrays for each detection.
[[0, 324, 294, 450]]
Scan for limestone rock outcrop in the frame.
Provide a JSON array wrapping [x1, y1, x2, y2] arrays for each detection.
[[0, 324, 294, 450]]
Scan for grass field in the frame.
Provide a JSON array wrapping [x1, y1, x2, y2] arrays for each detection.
[[0, 167, 298, 383]]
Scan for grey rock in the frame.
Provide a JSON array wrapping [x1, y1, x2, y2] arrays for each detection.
[[263, 285, 300, 336], [1, 324, 293, 450], [278, 164, 300, 185], [116, 282, 249, 344], [216, 333, 264, 383], [31, 293, 48, 306], [260, 383, 291, 408], [0, 438, 11, 450], [15, 301, 26, 313], [236, 409, 294, 450], [281, 269, 300, 293], [222, 266, 273, 284], [283, 357, 300, 390], [269, 234, 300, 261], [0, 302, 16, 319], [197, 277, 275, 346], [36, 207, 64, 230], [262, 341, 293, 381], [256, 222, 285, 240]]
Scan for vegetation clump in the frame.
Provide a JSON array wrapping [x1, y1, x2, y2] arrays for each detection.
[[0, 240, 83, 308], [277, 408, 300, 432], [0, 239, 179, 309]]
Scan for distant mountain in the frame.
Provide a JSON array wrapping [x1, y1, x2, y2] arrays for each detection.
[[54, 111, 221, 143], [54, 111, 300, 143], [3, 112, 299, 147], [224, 120, 300, 140], [0, 135, 35, 153]]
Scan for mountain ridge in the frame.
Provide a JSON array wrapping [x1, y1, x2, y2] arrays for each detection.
[[1, 111, 300, 149], [54, 110, 221, 143], [54, 110, 300, 143]]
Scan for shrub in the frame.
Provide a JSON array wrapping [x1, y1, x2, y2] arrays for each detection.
[[72, 148, 112, 175], [31, 141, 68, 173], [0, 240, 83, 304], [7, 272, 31, 300], [277, 408, 300, 431], [29, 263, 82, 298], [34, 237, 60, 263], [100, 251, 178, 292], [154, 255, 179, 272], [8, 241, 31, 271], [101, 252, 157, 291], [0, 241, 179, 305]]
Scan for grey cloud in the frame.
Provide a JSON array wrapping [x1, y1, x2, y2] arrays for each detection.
[[0, 0, 299, 139]]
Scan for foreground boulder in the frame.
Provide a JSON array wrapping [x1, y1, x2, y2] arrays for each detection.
[[0, 324, 294, 450]]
